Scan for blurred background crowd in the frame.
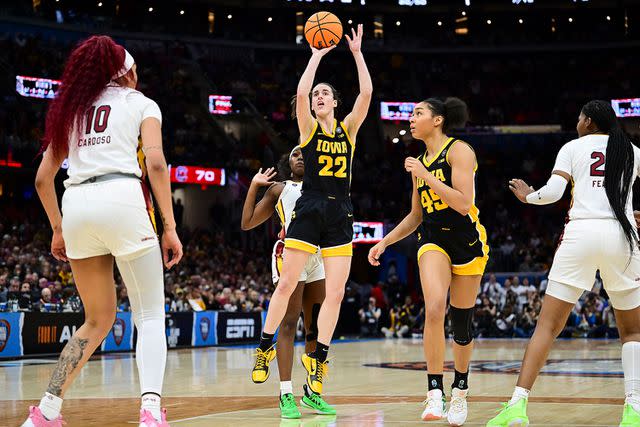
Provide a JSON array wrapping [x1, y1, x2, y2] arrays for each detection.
[[1, 0, 638, 340]]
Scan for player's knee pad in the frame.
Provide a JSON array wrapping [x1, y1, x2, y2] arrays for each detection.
[[450, 306, 474, 346]]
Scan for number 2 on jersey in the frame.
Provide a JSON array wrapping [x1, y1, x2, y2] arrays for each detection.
[[590, 151, 605, 177], [85, 105, 111, 134], [318, 155, 347, 178]]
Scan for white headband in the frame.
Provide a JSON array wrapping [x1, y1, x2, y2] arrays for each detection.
[[289, 145, 302, 160], [111, 49, 135, 80]]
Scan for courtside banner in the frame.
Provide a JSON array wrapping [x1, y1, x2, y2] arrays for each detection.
[[165, 312, 193, 348], [192, 311, 218, 347], [22, 312, 84, 355], [101, 312, 133, 353], [0, 312, 24, 358], [216, 312, 261, 345]]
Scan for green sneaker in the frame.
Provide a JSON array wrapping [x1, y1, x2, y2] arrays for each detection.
[[300, 384, 337, 415], [486, 398, 529, 427], [620, 403, 640, 426], [280, 393, 302, 419]]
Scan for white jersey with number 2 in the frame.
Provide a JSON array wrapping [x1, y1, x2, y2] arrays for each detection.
[[553, 134, 640, 223], [548, 133, 640, 295]]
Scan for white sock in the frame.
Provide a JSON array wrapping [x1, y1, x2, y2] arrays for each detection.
[[38, 392, 63, 420], [280, 381, 293, 396], [509, 386, 530, 405], [141, 393, 162, 421], [622, 341, 640, 412]]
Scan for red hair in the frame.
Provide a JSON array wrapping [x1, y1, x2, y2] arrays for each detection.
[[42, 35, 125, 161]]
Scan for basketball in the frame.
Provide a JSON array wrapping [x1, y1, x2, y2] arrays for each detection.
[[304, 12, 343, 49]]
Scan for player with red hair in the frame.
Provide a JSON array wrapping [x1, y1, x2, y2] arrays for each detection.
[[22, 35, 182, 427]]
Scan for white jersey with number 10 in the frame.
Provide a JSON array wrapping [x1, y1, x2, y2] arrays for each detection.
[[64, 84, 162, 188]]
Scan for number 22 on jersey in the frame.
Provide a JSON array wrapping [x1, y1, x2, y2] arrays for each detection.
[[318, 155, 347, 178]]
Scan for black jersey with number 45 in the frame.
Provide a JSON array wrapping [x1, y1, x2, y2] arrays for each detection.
[[416, 137, 483, 231], [299, 119, 354, 199]]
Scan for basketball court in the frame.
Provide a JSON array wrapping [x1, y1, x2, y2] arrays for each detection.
[[1, 338, 625, 426]]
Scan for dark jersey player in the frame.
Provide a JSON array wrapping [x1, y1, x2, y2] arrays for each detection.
[[369, 98, 488, 425], [252, 24, 372, 405]]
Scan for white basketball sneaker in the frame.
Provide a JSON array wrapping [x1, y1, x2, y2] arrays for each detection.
[[447, 387, 468, 426], [421, 389, 445, 421]]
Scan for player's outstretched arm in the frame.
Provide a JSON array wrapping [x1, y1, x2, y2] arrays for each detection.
[[241, 167, 283, 230], [344, 24, 373, 139], [368, 174, 422, 266], [296, 45, 336, 140]]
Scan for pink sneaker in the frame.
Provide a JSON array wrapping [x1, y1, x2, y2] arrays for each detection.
[[139, 408, 169, 427], [21, 406, 65, 427]]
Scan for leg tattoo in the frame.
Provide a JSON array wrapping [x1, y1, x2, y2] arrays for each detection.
[[46, 336, 90, 396]]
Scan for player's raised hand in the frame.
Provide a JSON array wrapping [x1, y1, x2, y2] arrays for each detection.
[[251, 167, 277, 187], [509, 178, 535, 204], [368, 241, 386, 266], [345, 24, 363, 53], [311, 44, 337, 58]]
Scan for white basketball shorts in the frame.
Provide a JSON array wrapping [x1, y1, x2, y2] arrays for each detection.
[[271, 240, 325, 285], [547, 218, 640, 310], [61, 178, 158, 260]]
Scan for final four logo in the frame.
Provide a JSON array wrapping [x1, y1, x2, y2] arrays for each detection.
[[0, 319, 10, 352], [112, 318, 125, 346], [199, 317, 210, 341]]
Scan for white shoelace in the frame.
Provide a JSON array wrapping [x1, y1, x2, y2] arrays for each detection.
[[449, 395, 466, 412]]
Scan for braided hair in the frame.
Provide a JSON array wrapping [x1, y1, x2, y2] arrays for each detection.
[[582, 100, 637, 254]]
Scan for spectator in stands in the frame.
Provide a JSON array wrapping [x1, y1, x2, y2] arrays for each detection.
[[117, 287, 130, 312], [187, 287, 207, 311], [246, 289, 264, 312], [18, 282, 32, 311], [602, 304, 619, 339], [60, 287, 82, 313], [381, 305, 399, 338], [496, 305, 516, 337], [359, 297, 382, 337], [514, 306, 537, 338], [396, 296, 418, 338], [39, 287, 58, 312], [482, 274, 503, 305], [370, 281, 388, 311], [475, 295, 497, 337]]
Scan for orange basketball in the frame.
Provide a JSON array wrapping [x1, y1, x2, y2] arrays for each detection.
[[304, 12, 343, 49]]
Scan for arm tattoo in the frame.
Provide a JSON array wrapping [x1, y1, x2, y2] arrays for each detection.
[[46, 336, 90, 396], [142, 146, 162, 152]]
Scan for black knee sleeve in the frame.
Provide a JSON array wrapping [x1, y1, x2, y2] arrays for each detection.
[[305, 303, 321, 343], [450, 306, 474, 346]]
